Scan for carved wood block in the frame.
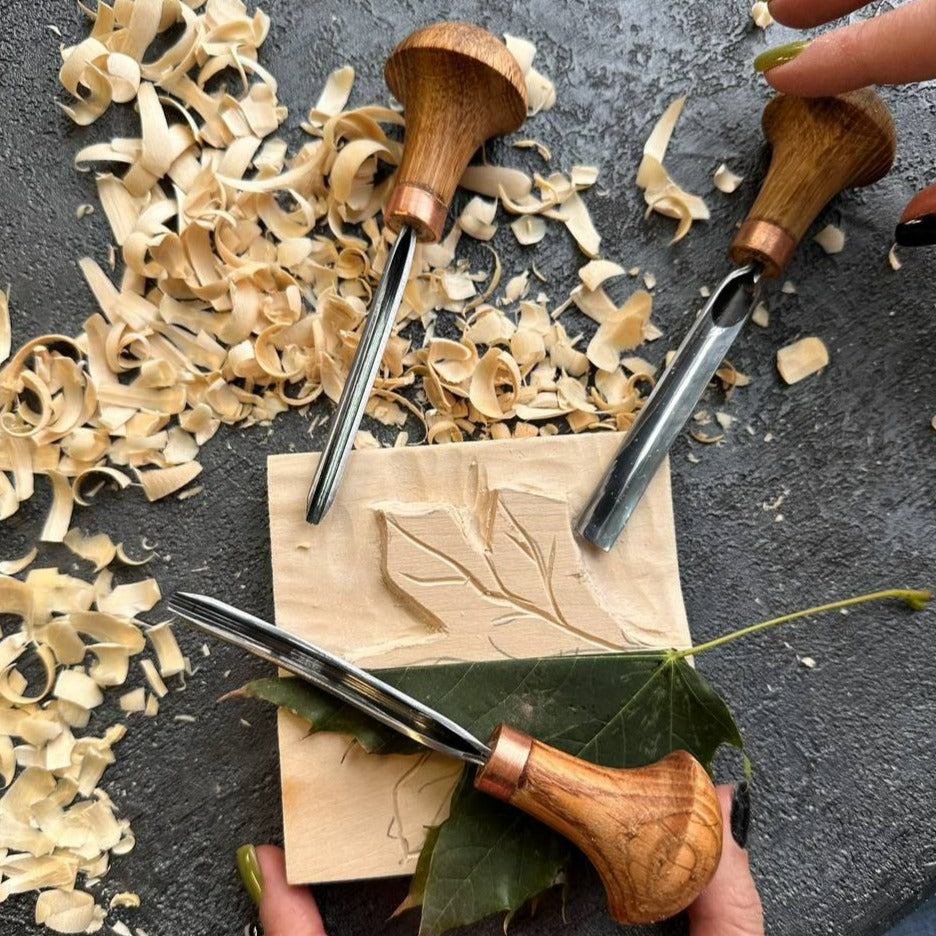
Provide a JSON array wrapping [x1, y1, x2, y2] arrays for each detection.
[[267, 434, 691, 884]]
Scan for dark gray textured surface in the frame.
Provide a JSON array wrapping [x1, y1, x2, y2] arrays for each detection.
[[0, 1, 934, 934]]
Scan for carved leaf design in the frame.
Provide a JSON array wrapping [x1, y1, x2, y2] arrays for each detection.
[[376, 488, 633, 654]]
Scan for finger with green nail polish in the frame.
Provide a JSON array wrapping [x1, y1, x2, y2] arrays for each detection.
[[237, 844, 264, 906], [754, 40, 810, 72]]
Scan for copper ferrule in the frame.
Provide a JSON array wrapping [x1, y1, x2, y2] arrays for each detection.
[[384, 184, 448, 243], [474, 724, 533, 801], [728, 219, 796, 280]]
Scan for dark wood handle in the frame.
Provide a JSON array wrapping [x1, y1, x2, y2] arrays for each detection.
[[729, 89, 896, 278], [383, 22, 527, 243], [475, 725, 722, 925]]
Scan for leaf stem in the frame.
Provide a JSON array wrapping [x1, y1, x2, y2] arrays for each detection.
[[673, 588, 931, 661]]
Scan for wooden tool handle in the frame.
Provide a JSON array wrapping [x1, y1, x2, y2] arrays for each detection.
[[383, 22, 527, 243], [729, 89, 896, 278], [475, 725, 722, 925]]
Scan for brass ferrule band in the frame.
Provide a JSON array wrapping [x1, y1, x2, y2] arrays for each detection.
[[384, 185, 448, 243], [474, 724, 533, 801], [728, 220, 797, 280]]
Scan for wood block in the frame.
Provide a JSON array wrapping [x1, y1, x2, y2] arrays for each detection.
[[267, 434, 691, 885]]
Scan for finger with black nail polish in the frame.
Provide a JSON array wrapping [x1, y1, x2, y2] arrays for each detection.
[[731, 781, 752, 849], [895, 184, 936, 247]]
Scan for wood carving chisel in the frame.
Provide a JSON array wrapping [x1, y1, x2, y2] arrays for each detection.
[[169, 591, 723, 925], [306, 22, 527, 524]]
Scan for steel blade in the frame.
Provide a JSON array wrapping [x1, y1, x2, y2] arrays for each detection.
[[306, 224, 416, 524], [168, 592, 490, 765], [577, 263, 765, 551]]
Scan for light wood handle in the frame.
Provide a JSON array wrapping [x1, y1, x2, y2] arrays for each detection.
[[729, 89, 896, 278], [383, 22, 527, 243], [474, 725, 722, 925]]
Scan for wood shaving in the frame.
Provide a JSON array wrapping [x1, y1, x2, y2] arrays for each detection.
[[119, 688, 146, 713], [814, 225, 845, 254], [139, 660, 167, 699], [888, 244, 902, 271], [751, 2, 774, 28], [751, 302, 770, 327], [637, 98, 710, 243], [63, 529, 117, 571], [586, 291, 653, 372], [777, 336, 830, 384], [512, 138, 551, 162], [134, 463, 203, 501], [503, 35, 555, 115], [34, 888, 98, 934], [510, 215, 546, 246], [0, 547, 38, 576], [147, 622, 184, 678], [458, 197, 498, 241], [781, 280, 798, 295], [713, 163, 743, 193]]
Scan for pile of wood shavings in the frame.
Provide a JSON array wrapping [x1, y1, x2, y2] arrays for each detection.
[[0, 1, 688, 930], [0, 563, 180, 933]]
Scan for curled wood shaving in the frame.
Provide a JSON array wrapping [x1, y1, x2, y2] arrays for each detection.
[[510, 215, 546, 246], [63, 529, 117, 572], [503, 35, 555, 116], [888, 244, 902, 271], [147, 622, 184, 678], [713, 163, 743, 194], [814, 224, 845, 254], [751, 2, 774, 28], [134, 462, 203, 501], [637, 98, 710, 243], [0, 548, 38, 576], [586, 291, 653, 372], [777, 336, 829, 384]]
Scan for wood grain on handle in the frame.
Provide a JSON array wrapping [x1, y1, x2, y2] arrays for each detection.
[[475, 725, 722, 925], [383, 22, 527, 243], [730, 89, 896, 278]]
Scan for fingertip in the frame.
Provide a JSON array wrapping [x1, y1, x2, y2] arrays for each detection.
[[686, 785, 764, 936], [255, 845, 328, 936]]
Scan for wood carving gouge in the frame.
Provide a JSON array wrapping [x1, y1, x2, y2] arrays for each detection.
[[169, 591, 723, 925], [577, 89, 896, 552]]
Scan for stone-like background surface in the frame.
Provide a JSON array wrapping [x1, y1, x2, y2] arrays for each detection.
[[0, 1, 933, 933]]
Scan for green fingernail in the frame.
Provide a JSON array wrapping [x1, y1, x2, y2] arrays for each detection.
[[754, 40, 810, 73], [237, 844, 263, 906]]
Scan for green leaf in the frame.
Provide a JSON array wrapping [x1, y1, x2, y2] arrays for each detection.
[[230, 675, 424, 755], [418, 773, 568, 936], [239, 651, 743, 936]]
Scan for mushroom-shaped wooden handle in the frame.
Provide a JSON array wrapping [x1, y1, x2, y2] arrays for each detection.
[[475, 725, 723, 925], [729, 89, 896, 278], [383, 22, 527, 243]]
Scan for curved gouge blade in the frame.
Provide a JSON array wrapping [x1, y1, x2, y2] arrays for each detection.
[[170, 592, 722, 925], [577, 265, 764, 551]]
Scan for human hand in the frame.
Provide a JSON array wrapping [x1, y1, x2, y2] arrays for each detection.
[[236, 782, 763, 935], [753, 0, 936, 246]]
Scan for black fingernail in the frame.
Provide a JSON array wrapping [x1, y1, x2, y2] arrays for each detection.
[[730, 781, 751, 848], [895, 214, 936, 247]]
